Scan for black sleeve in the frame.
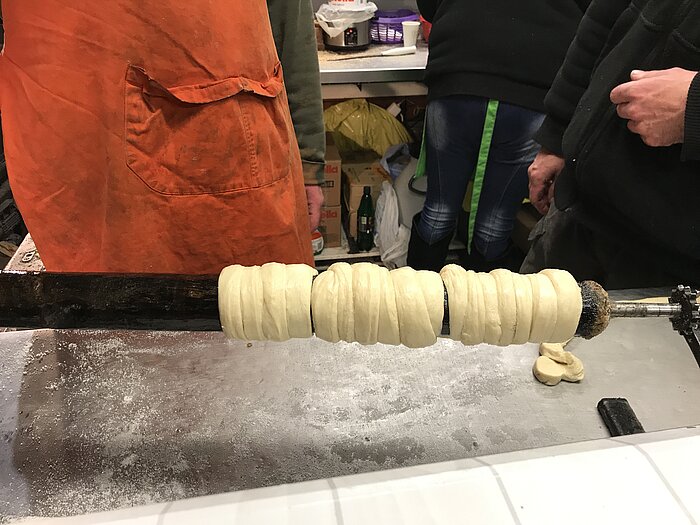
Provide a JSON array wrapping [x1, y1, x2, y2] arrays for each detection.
[[682, 73, 700, 161], [574, 0, 593, 12], [535, 0, 630, 155], [267, 0, 326, 184], [416, 0, 439, 23]]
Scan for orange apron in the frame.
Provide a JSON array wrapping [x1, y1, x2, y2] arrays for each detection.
[[0, 0, 314, 274]]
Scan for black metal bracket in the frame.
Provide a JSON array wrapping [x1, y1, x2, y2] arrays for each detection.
[[669, 285, 700, 367]]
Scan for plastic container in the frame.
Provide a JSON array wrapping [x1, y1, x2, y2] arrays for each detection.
[[311, 230, 324, 255], [370, 10, 420, 44]]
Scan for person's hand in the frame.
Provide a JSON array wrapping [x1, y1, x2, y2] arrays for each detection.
[[528, 148, 565, 215], [610, 68, 698, 147], [305, 184, 324, 232]]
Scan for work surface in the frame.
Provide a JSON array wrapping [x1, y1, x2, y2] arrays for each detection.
[[2, 293, 700, 520], [318, 43, 428, 84]]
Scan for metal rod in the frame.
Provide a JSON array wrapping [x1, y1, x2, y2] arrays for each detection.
[[610, 302, 682, 318]]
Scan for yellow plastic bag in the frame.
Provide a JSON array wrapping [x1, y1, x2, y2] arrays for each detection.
[[324, 99, 412, 158]]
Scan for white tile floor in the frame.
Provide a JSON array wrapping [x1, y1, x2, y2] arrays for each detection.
[[15, 426, 700, 525], [332, 462, 516, 525], [492, 445, 690, 525]]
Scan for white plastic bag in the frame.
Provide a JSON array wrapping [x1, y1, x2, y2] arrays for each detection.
[[394, 157, 426, 229], [374, 181, 410, 269], [316, 2, 378, 38]]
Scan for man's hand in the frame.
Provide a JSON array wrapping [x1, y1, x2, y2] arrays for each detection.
[[610, 68, 698, 147], [305, 184, 324, 232], [528, 149, 565, 215]]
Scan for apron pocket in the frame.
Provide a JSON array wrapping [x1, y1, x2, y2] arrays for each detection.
[[125, 64, 290, 195]]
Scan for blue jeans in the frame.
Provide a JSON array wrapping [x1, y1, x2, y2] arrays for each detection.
[[417, 96, 545, 260]]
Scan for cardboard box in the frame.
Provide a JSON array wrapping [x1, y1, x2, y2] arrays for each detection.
[[342, 165, 386, 238], [319, 205, 342, 248], [322, 141, 342, 207]]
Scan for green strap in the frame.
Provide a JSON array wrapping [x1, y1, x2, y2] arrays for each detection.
[[414, 119, 428, 180], [466, 100, 499, 254]]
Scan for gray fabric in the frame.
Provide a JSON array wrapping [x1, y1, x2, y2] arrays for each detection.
[[521, 205, 684, 290], [267, 0, 326, 184]]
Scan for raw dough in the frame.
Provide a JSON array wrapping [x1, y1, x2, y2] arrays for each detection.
[[352, 263, 381, 345], [479, 272, 502, 345], [240, 265, 264, 340], [491, 269, 517, 346], [311, 264, 341, 343], [539, 342, 573, 365], [533, 342, 585, 386], [334, 262, 355, 343], [311, 263, 443, 348], [533, 356, 568, 386], [462, 269, 486, 345], [219, 263, 317, 341], [285, 264, 317, 339], [527, 273, 558, 343], [220, 263, 583, 349], [540, 269, 583, 343], [512, 273, 534, 345], [260, 262, 288, 341], [440, 265, 468, 340], [440, 266, 581, 347], [382, 266, 443, 348], [377, 267, 401, 345]]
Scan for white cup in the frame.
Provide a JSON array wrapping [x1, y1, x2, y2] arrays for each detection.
[[402, 21, 421, 47]]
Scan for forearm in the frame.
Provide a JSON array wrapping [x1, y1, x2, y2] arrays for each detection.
[[267, 0, 326, 184]]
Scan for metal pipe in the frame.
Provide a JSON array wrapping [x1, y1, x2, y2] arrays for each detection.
[[610, 302, 682, 318]]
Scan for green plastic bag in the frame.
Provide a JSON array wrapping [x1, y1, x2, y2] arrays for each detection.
[[324, 99, 412, 159]]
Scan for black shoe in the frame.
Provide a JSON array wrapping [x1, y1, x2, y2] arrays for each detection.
[[459, 242, 524, 272], [407, 214, 453, 272]]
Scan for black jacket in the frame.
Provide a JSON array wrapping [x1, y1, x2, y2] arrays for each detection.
[[537, 0, 700, 281], [417, 0, 589, 111]]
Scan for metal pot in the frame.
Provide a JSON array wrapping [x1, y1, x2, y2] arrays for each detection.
[[323, 20, 371, 51]]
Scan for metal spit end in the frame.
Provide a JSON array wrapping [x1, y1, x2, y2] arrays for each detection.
[[576, 280, 610, 340]]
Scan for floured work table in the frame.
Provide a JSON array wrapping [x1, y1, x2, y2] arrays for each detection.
[[2, 283, 700, 519]]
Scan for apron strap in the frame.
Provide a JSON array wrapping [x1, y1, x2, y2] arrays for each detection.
[[466, 99, 499, 254]]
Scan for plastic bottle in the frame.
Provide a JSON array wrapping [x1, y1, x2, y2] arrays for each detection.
[[311, 229, 324, 255], [357, 186, 374, 252]]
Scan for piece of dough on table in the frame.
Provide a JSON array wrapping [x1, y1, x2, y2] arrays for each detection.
[[533, 342, 584, 386], [539, 342, 573, 365]]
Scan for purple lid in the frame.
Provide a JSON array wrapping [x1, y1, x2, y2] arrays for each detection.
[[373, 9, 419, 23]]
